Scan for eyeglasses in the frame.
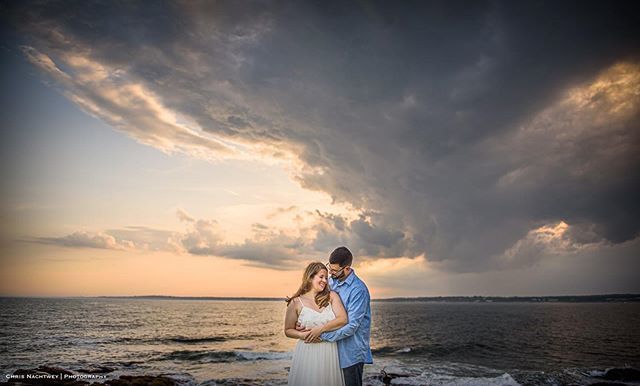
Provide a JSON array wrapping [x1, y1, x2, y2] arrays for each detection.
[[325, 262, 348, 276]]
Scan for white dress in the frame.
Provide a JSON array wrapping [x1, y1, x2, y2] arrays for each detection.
[[287, 298, 345, 386]]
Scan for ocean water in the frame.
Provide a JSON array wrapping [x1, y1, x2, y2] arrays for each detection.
[[1, 298, 639, 385]]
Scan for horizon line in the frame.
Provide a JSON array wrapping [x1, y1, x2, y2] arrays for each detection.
[[1, 293, 639, 301]]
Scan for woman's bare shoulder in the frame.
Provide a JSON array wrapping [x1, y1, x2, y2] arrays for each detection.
[[287, 296, 301, 311]]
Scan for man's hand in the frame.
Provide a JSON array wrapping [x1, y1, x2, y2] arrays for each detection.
[[304, 335, 322, 344]]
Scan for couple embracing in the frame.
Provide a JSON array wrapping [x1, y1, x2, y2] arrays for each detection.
[[284, 246, 373, 386]]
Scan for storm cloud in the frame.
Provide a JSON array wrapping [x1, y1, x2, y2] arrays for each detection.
[[4, 0, 639, 272]]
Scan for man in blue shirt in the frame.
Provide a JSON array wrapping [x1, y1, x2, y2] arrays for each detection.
[[300, 246, 373, 386]]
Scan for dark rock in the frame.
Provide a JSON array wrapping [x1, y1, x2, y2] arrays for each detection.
[[208, 379, 262, 386], [34, 366, 76, 376], [76, 366, 115, 374], [380, 368, 413, 386], [597, 368, 640, 382], [105, 375, 177, 386], [589, 383, 629, 386], [117, 361, 144, 368]]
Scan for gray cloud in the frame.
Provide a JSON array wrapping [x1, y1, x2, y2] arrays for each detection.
[[25, 209, 418, 269], [5, 1, 640, 274], [170, 209, 325, 268], [365, 235, 640, 297], [105, 226, 176, 252], [266, 205, 298, 220], [26, 226, 176, 252], [30, 231, 134, 250], [25, 210, 318, 268]]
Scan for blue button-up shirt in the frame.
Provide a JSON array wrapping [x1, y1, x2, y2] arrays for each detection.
[[320, 269, 373, 368]]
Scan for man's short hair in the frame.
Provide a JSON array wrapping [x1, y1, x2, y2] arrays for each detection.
[[329, 246, 353, 267]]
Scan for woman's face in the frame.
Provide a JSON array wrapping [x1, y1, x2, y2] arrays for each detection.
[[310, 269, 328, 292]]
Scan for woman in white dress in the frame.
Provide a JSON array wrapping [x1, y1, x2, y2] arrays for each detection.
[[284, 261, 348, 386]]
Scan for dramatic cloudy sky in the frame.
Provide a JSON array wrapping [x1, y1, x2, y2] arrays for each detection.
[[1, 1, 639, 298]]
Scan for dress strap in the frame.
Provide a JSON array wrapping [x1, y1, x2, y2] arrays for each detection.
[[296, 297, 305, 308]]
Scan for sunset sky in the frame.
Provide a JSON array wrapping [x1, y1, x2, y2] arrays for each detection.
[[1, 1, 639, 298]]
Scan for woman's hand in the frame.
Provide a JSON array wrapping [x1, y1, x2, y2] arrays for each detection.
[[304, 326, 324, 343]]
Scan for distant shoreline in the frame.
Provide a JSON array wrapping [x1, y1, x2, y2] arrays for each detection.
[[1, 293, 639, 302]]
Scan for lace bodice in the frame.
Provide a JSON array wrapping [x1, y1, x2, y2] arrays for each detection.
[[296, 299, 336, 328]]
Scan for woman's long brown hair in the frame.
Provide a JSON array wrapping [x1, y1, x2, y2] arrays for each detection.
[[286, 261, 331, 308]]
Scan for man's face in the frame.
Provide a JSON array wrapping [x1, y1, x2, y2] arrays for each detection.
[[326, 262, 349, 280]]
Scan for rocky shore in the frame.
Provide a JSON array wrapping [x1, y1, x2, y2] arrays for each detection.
[[5, 364, 640, 386]]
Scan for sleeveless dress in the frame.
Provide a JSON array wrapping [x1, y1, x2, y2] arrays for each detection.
[[287, 298, 345, 386]]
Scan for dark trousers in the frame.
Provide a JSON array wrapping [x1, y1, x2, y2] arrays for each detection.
[[342, 362, 364, 386]]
